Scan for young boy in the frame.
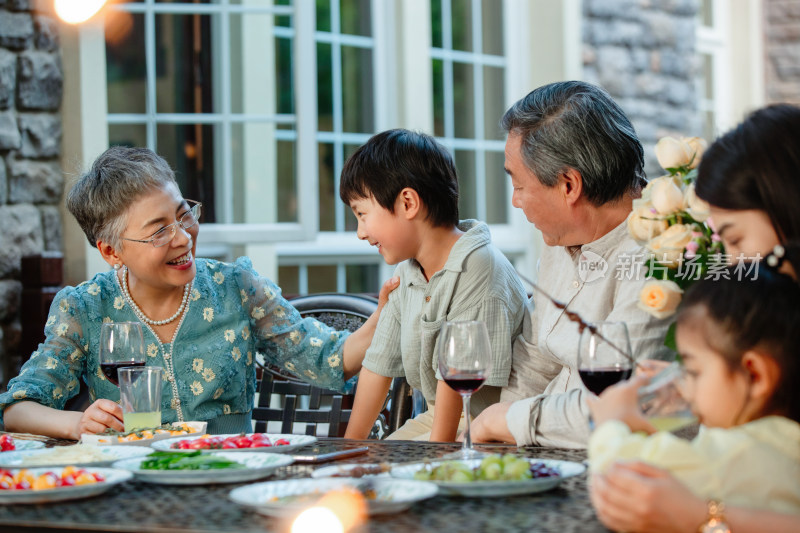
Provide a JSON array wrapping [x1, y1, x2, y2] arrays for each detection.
[[340, 129, 527, 441]]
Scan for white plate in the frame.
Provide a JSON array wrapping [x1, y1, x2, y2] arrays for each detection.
[[1, 440, 45, 452], [390, 458, 586, 497], [0, 467, 132, 504], [0, 445, 153, 469], [80, 421, 208, 447], [311, 463, 391, 479], [151, 433, 317, 454], [112, 452, 294, 485], [229, 477, 438, 517]]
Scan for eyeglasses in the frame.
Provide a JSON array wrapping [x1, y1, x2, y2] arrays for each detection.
[[122, 200, 202, 248]]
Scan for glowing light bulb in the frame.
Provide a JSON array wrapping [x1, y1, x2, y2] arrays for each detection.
[[55, 0, 108, 24], [290, 507, 344, 533]]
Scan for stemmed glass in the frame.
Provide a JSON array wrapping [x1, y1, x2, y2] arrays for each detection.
[[99, 322, 146, 386], [438, 320, 492, 459], [577, 321, 633, 395]]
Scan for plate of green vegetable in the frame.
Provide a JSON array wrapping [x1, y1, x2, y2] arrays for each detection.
[[111, 451, 294, 485]]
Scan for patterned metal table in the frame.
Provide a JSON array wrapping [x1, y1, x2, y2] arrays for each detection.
[[0, 437, 606, 533]]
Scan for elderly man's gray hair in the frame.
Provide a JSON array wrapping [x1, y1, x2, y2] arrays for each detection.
[[67, 146, 178, 250], [501, 81, 644, 206]]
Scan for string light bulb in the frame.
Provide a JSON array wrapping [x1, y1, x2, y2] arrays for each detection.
[[54, 0, 108, 24]]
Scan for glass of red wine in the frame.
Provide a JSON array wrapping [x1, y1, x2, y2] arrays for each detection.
[[100, 322, 146, 386], [578, 321, 633, 395], [438, 320, 492, 459]]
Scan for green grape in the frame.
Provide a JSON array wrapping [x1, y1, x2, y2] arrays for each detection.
[[480, 462, 502, 480], [501, 459, 532, 480], [413, 469, 432, 481]]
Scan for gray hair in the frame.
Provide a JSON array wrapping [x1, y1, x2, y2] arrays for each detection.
[[66, 146, 178, 250], [501, 81, 644, 205]]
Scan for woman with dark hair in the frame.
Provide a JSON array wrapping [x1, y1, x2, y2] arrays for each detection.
[[589, 103, 800, 533], [0, 146, 397, 439]]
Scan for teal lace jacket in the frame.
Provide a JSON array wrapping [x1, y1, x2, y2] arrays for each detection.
[[0, 257, 350, 433]]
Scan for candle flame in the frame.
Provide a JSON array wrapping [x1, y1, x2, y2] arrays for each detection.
[[55, 0, 108, 24]]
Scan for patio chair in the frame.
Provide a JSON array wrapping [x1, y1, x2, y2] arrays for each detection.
[[251, 293, 413, 438]]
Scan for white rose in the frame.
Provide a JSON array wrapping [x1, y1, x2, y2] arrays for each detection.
[[681, 137, 708, 169], [655, 136, 692, 170], [638, 280, 683, 319], [627, 204, 669, 244], [683, 183, 710, 222], [647, 223, 693, 267], [649, 176, 684, 215]]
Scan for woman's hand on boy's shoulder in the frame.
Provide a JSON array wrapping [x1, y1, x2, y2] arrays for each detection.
[[377, 276, 400, 311]]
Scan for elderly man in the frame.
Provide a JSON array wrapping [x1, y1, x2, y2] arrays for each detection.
[[469, 81, 670, 448]]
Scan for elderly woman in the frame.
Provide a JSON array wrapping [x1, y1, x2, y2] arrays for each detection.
[[0, 146, 396, 440]]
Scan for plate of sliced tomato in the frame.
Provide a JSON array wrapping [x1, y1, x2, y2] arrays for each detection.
[[0, 466, 132, 504], [0, 435, 44, 452], [151, 433, 317, 454]]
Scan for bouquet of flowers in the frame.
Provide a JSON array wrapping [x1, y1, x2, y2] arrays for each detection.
[[627, 136, 724, 346]]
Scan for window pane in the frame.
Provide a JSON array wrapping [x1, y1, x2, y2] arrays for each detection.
[[106, 12, 146, 114], [317, 0, 332, 32], [278, 139, 298, 223], [156, 123, 217, 223], [481, 0, 503, 55], [346, 264, 379, 293], [278, 265, 299, 296], [109, 124, 147, 149], [702, 54, 714, 99], [274, 0, 292, 28], [699, 0, 714, 27], [341, 0, 371, 36], [485, 150, 507, 224], [318, 143, 336, 231], [342, 46, 374, 133], [155, 14, 215, 114], [432, 59, 445, 136], [276, 36, 294, 119], [431, 0, 443, 48], [318, 42, 333, 132], [451, 0, 473, 52], [453, 62, 475, 138], [455, 149, 476, 219], [483, 65, 505, 140], [308, 265, 337, 293]]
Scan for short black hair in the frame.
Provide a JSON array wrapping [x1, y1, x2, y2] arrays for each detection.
[[339, 129, 459, 227], [501, 81, 644, 205]]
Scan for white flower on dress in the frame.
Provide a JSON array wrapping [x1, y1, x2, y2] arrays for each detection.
[[67, 378, 79, 391], [309, 337, 323, 348], [246, 351, 253, 365], [69, 348, 82, 362], [12, 390, 27, 400], [241, 326, 250, 340], [289, 331, 301, 345], [52, 387, 63, 400], [304, 369, 317, 380], [213, 388, 224, 399], [191, 289, 201, 302], [87, 283, 100, 296], [284, 361, 297, 373], [103, 317, 112, 323], [59, 299, 70, 313], [45, 316, 56, 327], [327, 354, 341, 368], [202, 368, 216, 382], [213, 272, 225, 285], [113, 296, 125, 310], [274, 307, 286, 318], [224, 329, 235, 343], [240, 289, 248, 304], [190, 381, 204, 396], [45, 357, 58, 370], [231, 347, 242, 361], [56, 323, 69, 336], [147, 343, 159, 358], [223, 404, 231, 415], [251, 307, 265, 320], [192, 358, 204, 372], [264, 287, 276, 300], [203, 308, 214, 322]]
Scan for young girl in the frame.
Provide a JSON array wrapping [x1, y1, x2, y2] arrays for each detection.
[[587, 262, 800, 514]]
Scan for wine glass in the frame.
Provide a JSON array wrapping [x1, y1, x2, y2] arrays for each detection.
[[438, 320, 492, 459], [577, 321, 633, 395], [99, 322, 146, 386]]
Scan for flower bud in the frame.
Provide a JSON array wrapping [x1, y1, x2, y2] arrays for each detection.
[[655, 137, 692, 170], [681, 137, 708, 169], [638, 279, 683, 319], [647, 223, 693, 267], [627, 204, 669, 244], [650, 176, 684, 215]]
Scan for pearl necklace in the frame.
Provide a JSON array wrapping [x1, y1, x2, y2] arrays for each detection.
[[121, 266, 191, 326]]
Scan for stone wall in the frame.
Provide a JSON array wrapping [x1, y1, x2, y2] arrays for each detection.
[[764, 0, 800, 103], [582, 0, 701, 179], [0, 0, 63, 387]]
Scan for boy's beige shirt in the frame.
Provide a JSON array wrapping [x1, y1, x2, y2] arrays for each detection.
[[362, 220, 527, 416]]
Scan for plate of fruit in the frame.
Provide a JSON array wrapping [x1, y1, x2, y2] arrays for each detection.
[[0, 435, 44, 452], [80, 421, 207, 446], [0, 466, 132, 504], [150, 433, 316, 454], [390, 454, 585, 497]]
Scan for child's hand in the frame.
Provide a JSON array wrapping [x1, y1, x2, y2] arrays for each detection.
[[586, 374, 656, 434]]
